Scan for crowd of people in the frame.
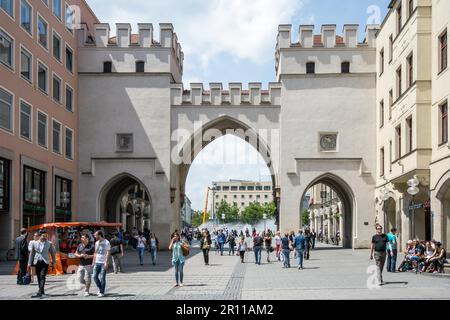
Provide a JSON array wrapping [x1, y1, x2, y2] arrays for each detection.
[[370, 225, 448, 286]]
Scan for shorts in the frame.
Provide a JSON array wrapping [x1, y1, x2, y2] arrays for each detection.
[[78, 264, 93, 285]]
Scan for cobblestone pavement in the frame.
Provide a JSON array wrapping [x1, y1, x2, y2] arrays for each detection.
[[0, 243, 449, 300]]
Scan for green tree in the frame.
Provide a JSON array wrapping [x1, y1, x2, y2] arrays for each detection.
[[302, 209, 311, 226], [191, 210, 210, 227]]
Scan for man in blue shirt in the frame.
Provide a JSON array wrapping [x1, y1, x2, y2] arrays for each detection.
[[386, 228, 398, 273], [217, 230, 226, 256], [294, 230, 306, 270]]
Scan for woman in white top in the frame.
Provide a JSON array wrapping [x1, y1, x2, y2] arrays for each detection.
[[135, 232, 147, 266], [27, 232, 40, 283], [149, 233, 159, 265], [274, 231, 282, 261]]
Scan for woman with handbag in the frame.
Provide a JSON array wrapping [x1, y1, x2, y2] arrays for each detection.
[[199, 230, 212, 265], [169, 233, 188, 287]]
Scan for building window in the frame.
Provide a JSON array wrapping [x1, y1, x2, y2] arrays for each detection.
[[264, 186, 271, 191], [37, 111, 47, 148], [20, 47, 32, 82], [249, 195, 253, 199], [222, 186, 229, 191], [396, 66, 402, 98], [241, 195, 245, 199], [247, 186, 255, 191], [407, 53, 414, 87], [406, 117, 413, 153], [440, 102, 448, 145], [239, 186, 246, 191], [65, 4, 75, 32], [0, 88, 13, 132], [389, 89, 393, 119], [231, 186, 238, 191], [389, 34, 393, 62], [65, 127, 73, 159], [52, 0, 61, 20], [380, 147, 385, 177], [103, 61, 112, 73], [265, 195, 268, 199], [116, 133, 133, 152], [233, 195, 237, 199], [395, 125, 402, 159], [241, 203, 245, 207], [53, 31, 61, 61], [136, 61, 145, 73], [20, 100, 32, 141], [256, 195, 261, 198], [440, 30, 448, 73], [379, 49, 384, 75], [55, 176, 72, 222], [306, 62, 315, 74], [0, 29, 14, 69], [1, 0, 13, 17], [397, 3, 402, 34], [0, 158, 10, 212], [20, 0, 32, 34], [256, 186, 263, 191], [65, 46, 73, 73], [52, 120, 61, 154], [52, 74, 61, 103], [341, 62, 350, 73], [408, 0, 414, 18], [38, 16, 48, 49], [380, 100, 384, 128], [65, 85, 73, 112], [38, 62, 48, 93], [23, 166, 46, 228]]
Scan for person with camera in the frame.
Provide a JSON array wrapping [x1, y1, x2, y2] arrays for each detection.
[[169, 233, 189, 287]]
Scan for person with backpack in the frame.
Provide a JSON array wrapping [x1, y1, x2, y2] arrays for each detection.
[[169, 233, 188, 287], [227, 233, 236, 256]]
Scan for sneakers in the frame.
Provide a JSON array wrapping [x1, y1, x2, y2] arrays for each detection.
[[97, 293, 105, 298], [179, 283, 184, 287], [84, 291, 90, 297]]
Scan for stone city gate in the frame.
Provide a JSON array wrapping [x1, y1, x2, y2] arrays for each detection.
[[77, 23, 379, 248]]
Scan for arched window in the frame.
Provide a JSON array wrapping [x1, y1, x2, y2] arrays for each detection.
[[136, 61, 145, 73], [103, 61, 112, 73], [341, 62, 350, 73], [306, 62, 315, 74]]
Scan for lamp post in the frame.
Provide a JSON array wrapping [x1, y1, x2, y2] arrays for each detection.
[[60, 191, 71, 222], [263, 213, 267, 233], [221, 213, 225, 227], [407, 175, 420, 239]]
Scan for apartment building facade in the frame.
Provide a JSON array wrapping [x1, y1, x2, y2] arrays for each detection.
[[0, 0, 98, 252]]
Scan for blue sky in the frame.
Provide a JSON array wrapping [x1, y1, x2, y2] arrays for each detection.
[[86, 0, 390, 210]]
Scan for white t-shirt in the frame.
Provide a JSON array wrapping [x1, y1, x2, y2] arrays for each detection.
[[150, 239, 157, 248], [95, 239, 111, 264], [275, 235, 282, 245], [136, 236, 146, 248]]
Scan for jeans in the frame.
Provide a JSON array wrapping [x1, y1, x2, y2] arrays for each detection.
[[229, 244, 235, 256], [17, 258, 28, 284], [312, 238, 316, 249], [254, 246, 262, 265], [239, 251, 245, 263], [35, 260, 49, 294], [386, 250, 397, 272], [218, 243, 224, 255], [174, 260, 184, 284], [374, 251, 386, 284], [111, 254, 123, 273], [202, 249, 209, 264], [282, 249, 290, 268], [93, 263, 107, 294], [137, 247, 145, 265], [296, 249, 305, 268], [77, 265, 93, 290], [150, 247, 157, 264]]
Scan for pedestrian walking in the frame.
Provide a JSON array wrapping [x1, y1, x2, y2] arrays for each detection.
[[135, 232, 147, 266], [274, 231, 282, 261], [386, 228, 398, 273], [264, 231, 273, 263], [281, 232, 291, 268], [15, 228, 29, 285], [227, 232, 236, 256], [27, 232, 40, 284], [28, 229, 56, 298], [253, 232, 263, 265], [131, 227, 138, 249], [238, 236, 248, 263], [75, 234, 95, 296], [92, 230, 111, 297], [217, 230, 226, 256], [289, 231, 295, 259], [304, 228, 312, 260], [370, 224, 389, 286], [169, 233, 187, 287], [149, 233, 159, 265], [110, 233, 124, 273], [311, 228, 316, 249], [294, 230, 306, 269], [200, 230, 212, 265]]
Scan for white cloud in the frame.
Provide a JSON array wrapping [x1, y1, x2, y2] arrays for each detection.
[[86, 0, 304, 68]]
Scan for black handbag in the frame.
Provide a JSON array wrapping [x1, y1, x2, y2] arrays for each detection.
[[22, 273, 31, 285]]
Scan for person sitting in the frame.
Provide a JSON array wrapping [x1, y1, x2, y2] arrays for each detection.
[[428, 242, 447, 273], [420, 241, 435, 273], [398, 240, 415, 272], [409, 239, 425, 271]]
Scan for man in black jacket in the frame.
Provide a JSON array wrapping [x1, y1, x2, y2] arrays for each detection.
[[15, 228, 29, 285]]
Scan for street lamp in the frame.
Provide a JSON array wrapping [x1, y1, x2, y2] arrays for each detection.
[[407, 175, 420, 239], [221, 213, 225, 226], [263, 213, 267, 232]]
